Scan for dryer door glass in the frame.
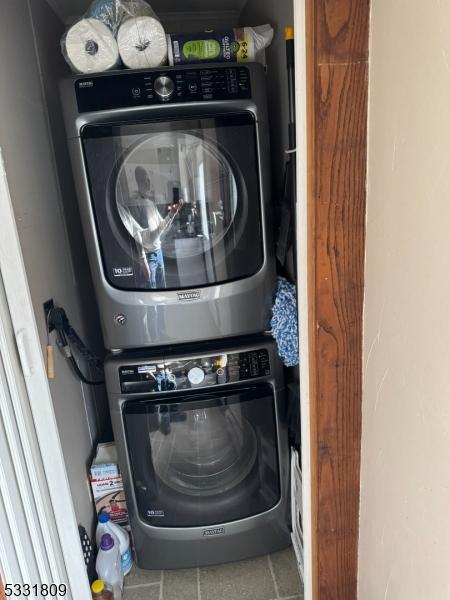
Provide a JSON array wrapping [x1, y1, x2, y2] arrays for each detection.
[[123, 385, 280, 527], [81, 112, 264, 290]]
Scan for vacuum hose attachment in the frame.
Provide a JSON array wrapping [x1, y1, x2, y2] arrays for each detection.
[[47, 307, 105, 386]]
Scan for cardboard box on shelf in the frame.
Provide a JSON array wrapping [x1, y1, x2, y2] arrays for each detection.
[[90, 442, 128, 526]]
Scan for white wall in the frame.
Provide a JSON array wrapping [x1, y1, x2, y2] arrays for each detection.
[[0, 0, 98, 532], [359, 1, 450, 598]]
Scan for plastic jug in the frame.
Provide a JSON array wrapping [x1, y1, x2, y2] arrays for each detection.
[[96, 512, 133, 575], [95, 534, 123, 600]]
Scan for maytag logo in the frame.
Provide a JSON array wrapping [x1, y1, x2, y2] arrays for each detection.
[[203, 527, 225, 537], [177, 290, 201, 301], [79, 80, 93, 88]]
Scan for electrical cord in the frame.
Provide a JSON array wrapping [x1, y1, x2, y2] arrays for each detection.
[[48, 307, 105, 386]]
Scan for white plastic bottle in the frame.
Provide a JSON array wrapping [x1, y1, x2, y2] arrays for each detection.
[[96, 512, 133, 575], [96, 534, 123, 600]]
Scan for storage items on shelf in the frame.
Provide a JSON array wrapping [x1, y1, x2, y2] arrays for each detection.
[[60, 0, 274, 73], [117, 14, 167, 68], [61, 0, 166, 73], [167, 25, 273, 66], [90, 443, 129, 526], [89, 0, 155, 33], [63, 18, 119, 74]]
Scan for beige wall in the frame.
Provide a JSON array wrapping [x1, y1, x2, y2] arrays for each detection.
[[359, 1, 450, 598]]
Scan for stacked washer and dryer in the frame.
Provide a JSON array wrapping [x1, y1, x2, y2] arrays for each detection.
[[62, 63, 290, 569]]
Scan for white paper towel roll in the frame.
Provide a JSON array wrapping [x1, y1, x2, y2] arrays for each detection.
[[64, 18, 119, 74], [117, 16, 167, 69]]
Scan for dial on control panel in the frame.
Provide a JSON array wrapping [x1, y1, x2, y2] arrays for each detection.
[[187, 366, 205, 385], [154, 75, 175, 101]]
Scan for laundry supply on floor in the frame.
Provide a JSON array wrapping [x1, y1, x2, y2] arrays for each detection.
[[96, 512, 133, 576], [90, 442, 129, 526], [96, 534, 123, 600], [167, 25, 274, 66], [91, 579, 114, 599]]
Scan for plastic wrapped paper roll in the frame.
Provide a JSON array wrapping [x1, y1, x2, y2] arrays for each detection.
[[63, 18, 119, 74], [89, 0, 155, 34], [117, 16, 167, 69]]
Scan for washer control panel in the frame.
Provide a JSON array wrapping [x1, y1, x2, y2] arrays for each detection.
[[119, 348, 270, 394], [75, 66, 251, 112]]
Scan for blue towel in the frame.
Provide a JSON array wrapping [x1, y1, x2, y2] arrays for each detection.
[[270, 277, 299, 367]]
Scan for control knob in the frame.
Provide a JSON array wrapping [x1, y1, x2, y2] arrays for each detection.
[[187, 366, 205, 385], [216, 367, 227, 385], [154, 75, 175, 101]]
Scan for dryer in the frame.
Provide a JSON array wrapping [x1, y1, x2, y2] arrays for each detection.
[[105, 337, 290, 569], [61, 64, 275, 350]]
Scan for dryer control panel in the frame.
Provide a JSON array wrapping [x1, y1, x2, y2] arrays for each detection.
[[75, 66, 251, 112], [118, 348, 270, 394]]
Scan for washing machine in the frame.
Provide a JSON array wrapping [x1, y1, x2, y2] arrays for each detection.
[[105, 336, 291, 569], [60, 64, 275, 350]]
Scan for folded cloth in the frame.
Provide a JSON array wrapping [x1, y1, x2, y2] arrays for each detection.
[[270, 276, 299, 367]]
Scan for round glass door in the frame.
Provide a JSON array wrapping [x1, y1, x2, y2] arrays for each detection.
[[81, 113, 263, 291], [123, 385, 281, 528], [115, 132, 239, 260], [151, 404, 258, 497]]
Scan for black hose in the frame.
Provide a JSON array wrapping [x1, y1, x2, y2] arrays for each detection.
[[49, 307, 105, 386], [67, 355, 105, 386]]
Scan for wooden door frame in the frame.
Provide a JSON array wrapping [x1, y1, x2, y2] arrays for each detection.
[[303, 1, 370, 597]]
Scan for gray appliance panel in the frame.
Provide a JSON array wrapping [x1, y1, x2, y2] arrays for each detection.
[[105, 339, 290, 569], [61, 64, 275, 350]]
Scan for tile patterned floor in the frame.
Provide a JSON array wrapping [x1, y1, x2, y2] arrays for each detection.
[[123, 546, 303, 600]]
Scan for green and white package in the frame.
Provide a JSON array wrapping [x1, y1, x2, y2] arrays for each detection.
[[167, 25, 273, 66]]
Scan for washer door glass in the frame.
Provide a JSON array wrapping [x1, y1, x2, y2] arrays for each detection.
[[81, 113, 263, 291], [123, 385, 281, 527]]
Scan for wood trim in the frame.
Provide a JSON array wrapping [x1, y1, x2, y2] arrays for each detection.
[[305, 1, 370, 598]]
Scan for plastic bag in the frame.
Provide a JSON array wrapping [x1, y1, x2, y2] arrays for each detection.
[[89, 0, 157, 35], [61, 0, 167, 74], [167, 25, 274, 66]]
